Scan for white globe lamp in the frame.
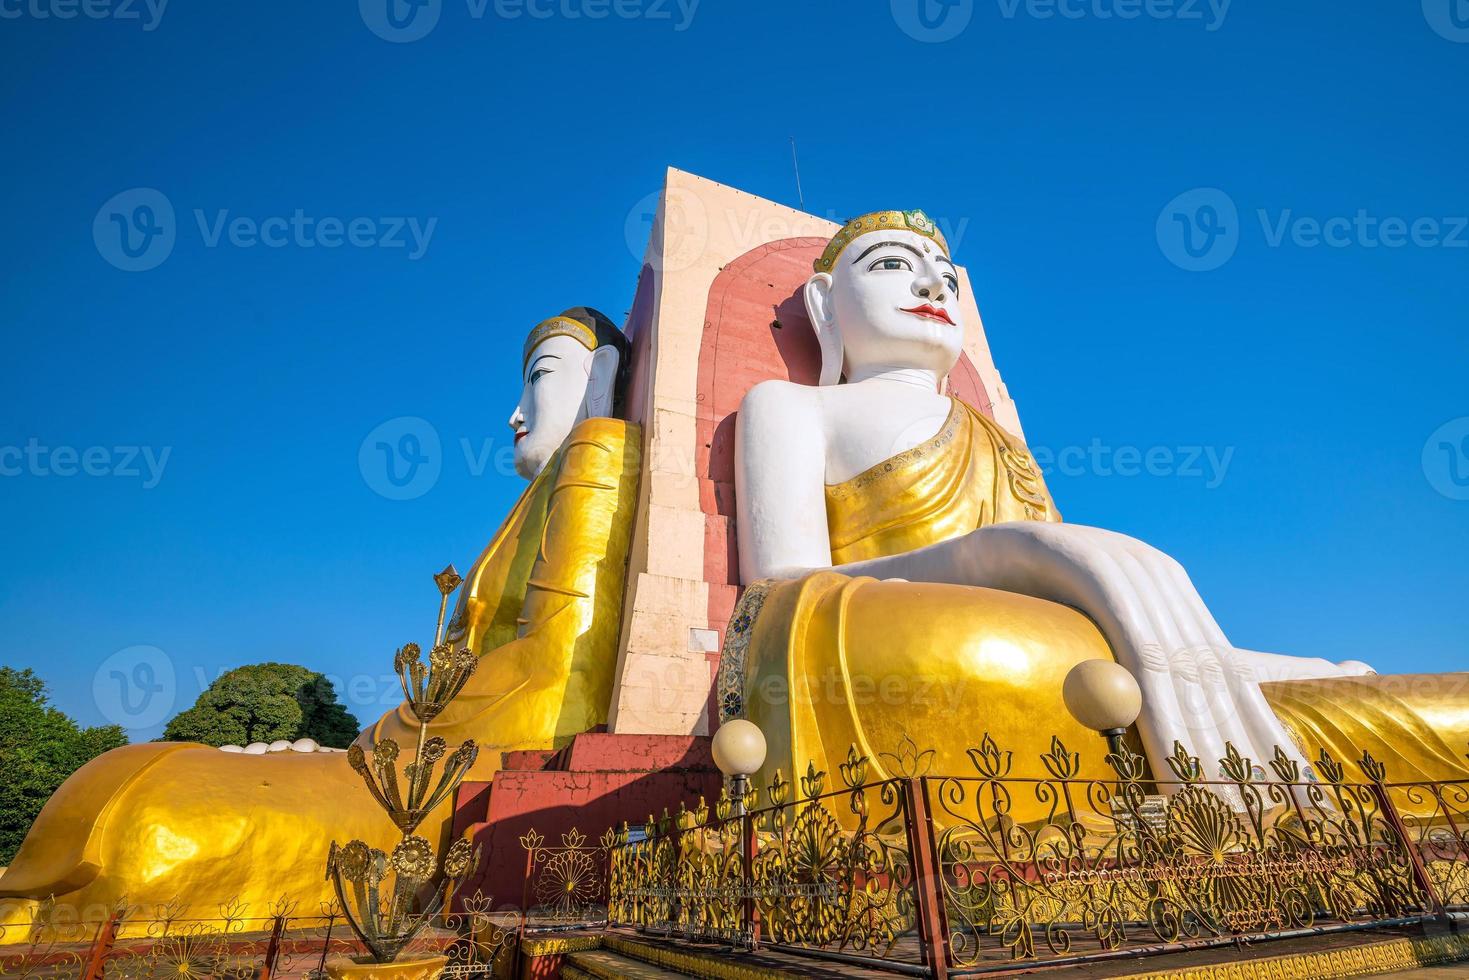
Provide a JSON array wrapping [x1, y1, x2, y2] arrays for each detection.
[[1062, 660, 1143, 757], [711, 719, 767, 815]]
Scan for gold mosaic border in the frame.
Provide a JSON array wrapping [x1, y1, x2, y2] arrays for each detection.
[[1115, 930, 1469, 980], [716, 578, 774, 723], [823, 398, 964, 501], [519, 932, 603, 957]]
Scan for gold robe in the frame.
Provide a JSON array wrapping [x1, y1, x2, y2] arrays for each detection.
[[1262, 673, 1469, 785], [369, 416, 641, 766], [0, 418, 640, 933], [725, 399, 1125, 819]]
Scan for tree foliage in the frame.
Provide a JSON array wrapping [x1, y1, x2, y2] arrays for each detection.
[[161, 662, 360, 749], [0, 667, 128, 865]]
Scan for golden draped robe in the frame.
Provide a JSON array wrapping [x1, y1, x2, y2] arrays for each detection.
[[368, 416, 641, 765], [0, 418, 640, 933], [723, 399, 1128, 817], [1262, 674, 1469, 784]]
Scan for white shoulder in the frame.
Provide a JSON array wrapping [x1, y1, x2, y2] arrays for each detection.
[[739, 379, 818, 425]]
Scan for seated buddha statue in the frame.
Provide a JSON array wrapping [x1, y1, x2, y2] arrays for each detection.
[[0, 308, 641, 932], [723, 210, 1468, 807]]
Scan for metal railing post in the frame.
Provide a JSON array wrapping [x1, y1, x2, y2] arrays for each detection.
[[742, 808, 760, 948], [521, 842, 535, 919], [669, 815, 684, 937], [80, 911, 120, 980], [1369, 780, 1449, 922], [604, 836, 616, 926], [901, 778, 949, 980], [258, 913, 287, 980], [314, 910, 336, 978]]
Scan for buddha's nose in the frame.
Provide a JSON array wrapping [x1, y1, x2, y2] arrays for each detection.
[[912, 272, 946, 303], [508, 406, 525, 432]]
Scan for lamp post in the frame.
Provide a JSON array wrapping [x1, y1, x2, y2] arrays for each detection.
[[711, 719, 767, 950], [711, 719, 767, 817], [1062, 660, 1143, 758]]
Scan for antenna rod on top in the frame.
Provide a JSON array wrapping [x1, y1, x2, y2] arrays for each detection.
[[790, 137, 805, 210]]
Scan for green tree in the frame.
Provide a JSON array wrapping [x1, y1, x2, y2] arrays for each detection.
[[0, 668, 129, 865], [161, 662, 360, 749]]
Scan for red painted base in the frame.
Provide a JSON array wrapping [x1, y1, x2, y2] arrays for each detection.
[[451, 732, 722, 911]]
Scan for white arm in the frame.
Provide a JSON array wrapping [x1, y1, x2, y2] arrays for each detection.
[[734, 382, 833, 583]]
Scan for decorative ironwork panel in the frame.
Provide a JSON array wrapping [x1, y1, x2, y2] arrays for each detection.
[[1390, 779, 1469, 910], [930, 734, 1439, 969], [673, 800, 746, 941], [606, 751, 923, 965], [92, 900, 279, 979], [520, 827, 609, 926], [0, 898, 96, 980], [751, 760, 919, 961], [608, 813, 678, 930]]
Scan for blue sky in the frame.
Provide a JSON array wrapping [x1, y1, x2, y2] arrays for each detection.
[[1, 1, 1465, 740]]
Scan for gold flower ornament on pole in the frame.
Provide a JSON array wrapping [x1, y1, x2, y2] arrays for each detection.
[[325, 565, 482, 967]]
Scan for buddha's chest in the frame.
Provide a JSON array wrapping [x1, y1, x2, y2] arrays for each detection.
[[820, 389, 954, 486]]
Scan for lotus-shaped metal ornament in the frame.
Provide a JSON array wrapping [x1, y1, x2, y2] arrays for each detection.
[[326, 566, 484, 965]]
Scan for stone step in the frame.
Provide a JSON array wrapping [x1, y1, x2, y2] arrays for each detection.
[[499, 746, 564, 771], [608, 928, 1469, 980], [560, 732, 717, 773], [604, 934, 869, 978], [565, 948, 694, 979]]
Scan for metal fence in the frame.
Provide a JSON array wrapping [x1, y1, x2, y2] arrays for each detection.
[[0, 826, 627, 979], [604, 734, 1469, 978], [0, 894, 521, 979], [3, 738, 1463, 979]]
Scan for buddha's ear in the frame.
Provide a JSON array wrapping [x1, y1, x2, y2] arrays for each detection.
[[583, 344, 621, 420], [804, 272, 843, 387]]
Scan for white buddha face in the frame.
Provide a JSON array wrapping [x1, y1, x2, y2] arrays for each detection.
[[805, 228, 965, 383], [508, 334, 618, 480]]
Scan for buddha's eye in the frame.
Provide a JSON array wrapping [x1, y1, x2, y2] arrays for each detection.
[[943, 274, 959, 292], [869, 256, 913, 273], [530, 368, 550, 384]]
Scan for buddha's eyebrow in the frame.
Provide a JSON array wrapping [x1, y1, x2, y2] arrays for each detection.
[[851, 240, 922, 264], [935, 254, 957, 270], [525, 353, 559, 380]]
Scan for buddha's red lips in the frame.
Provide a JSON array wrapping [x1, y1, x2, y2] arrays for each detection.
[[514, 430, 528, 444], [900, 304, 954, 325]]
